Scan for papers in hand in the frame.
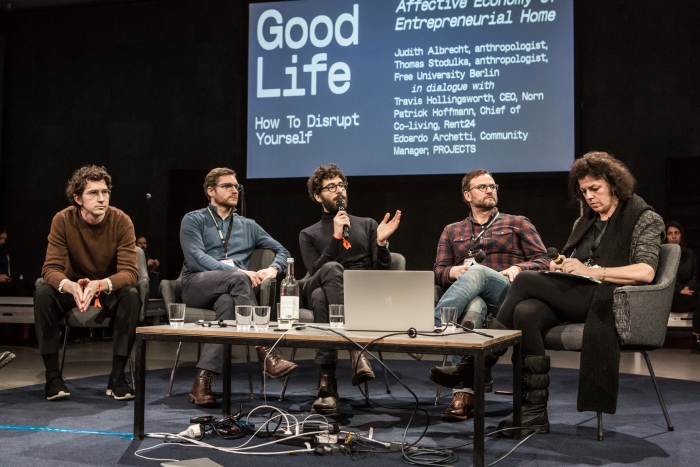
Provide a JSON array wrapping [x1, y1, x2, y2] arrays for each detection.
[[540, 270, 602, 284]]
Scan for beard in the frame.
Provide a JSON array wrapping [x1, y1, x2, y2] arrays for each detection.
[[471, 195, 497, 210], [321, 194, 347, 213]]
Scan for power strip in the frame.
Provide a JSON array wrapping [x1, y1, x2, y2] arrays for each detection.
[[274, 431, 317, 447]]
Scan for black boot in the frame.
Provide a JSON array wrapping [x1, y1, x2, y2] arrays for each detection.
[[429, 354, 498, 391], [312, 366, 339, 415], [498, 355, 550, 437]]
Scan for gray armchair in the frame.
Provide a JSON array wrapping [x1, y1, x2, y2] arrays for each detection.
[[543, 243, 681, 440], [35, 246, 149, 375], [160, 248, 278, 399]]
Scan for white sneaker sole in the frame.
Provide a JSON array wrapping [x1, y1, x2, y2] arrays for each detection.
[[0, 353, 15, 369], [46, 390, 70, 401], [106, 389, 135, 400]]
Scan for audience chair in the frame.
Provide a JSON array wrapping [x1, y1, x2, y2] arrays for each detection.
[[542, 243, 680, 440], [160, 249, 278, 399], [35, 247, 149, 379]]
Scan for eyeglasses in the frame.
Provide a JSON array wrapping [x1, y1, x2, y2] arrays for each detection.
[[320, 182, 348, 193], [468, 184, 499, 193], [216, 183, 242, 192], [83, 189, 111, 199]]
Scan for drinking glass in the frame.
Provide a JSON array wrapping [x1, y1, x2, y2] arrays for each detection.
[[329, 304, 344, 328], [168, 303, 186, 328], [253, 306, 271, 331], [440, 307, 458, 331], [235, 305, 253, 331]]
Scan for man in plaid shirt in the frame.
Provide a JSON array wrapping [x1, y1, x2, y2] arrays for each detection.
[[429, 169, 549, 422]]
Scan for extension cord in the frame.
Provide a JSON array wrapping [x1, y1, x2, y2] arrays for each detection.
[[178, 424, 203, 439]]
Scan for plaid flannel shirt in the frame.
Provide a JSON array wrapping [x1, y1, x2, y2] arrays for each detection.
[[434, 209, 549, 289]]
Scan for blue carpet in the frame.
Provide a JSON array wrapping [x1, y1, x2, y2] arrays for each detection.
[[0, 359, 698, 466]]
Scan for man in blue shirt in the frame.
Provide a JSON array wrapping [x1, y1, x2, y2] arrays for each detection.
[[180, 167, 296, 406]]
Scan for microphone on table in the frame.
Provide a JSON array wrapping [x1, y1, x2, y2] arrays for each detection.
[[336, 199, 349, 239], [474, 250, 486, 264], [547, 247, 565, 265]]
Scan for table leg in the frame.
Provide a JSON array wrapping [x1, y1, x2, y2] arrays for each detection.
[[512, 341, 522, 440], [222, 343, 231, 415], [133, 336, 146, 440], [473, 351, 485, 467]]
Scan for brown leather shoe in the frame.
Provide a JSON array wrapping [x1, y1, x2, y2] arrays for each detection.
[[188, 369, 216, 406], [349, 350, 375, 386], [441, 392, 474, 421], [256, 346, 298, 379], [408, 353, 423, 361], [312, 372, 339, 415]]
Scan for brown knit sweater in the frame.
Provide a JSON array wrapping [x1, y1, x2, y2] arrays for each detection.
[[42, 206, 138, 291]]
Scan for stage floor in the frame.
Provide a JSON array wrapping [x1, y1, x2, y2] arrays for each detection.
[[2, 338, 699, 392]]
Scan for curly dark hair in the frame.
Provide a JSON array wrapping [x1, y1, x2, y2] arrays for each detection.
[[664, 220, 686, 251], [307, 164, 348, 201], [203, 167, 236, 199], [66, 165, 113, 208], [461, 169, 493, 204], [568, 152, 636, 206]]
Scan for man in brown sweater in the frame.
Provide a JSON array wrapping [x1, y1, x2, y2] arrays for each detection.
[[34, 165, 140, 401]]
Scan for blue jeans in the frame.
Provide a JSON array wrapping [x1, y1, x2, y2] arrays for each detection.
[[434, 265, 511, 394]]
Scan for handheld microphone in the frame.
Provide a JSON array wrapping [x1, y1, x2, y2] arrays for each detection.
[[547, 247, 564, 265], [336, 199, 349, 239], [474, 250, 486, 264]]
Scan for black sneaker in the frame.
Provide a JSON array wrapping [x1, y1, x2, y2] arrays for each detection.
[[0, 351, 15, 369], [45, 377, 70, 401], [106, 376, 135, 400], [691, 334, 700, 355]]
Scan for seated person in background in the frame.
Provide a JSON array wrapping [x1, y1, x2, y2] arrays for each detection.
[[429, 169, 548, 422], [300, 163, 401, 415], [0, 224, 10, 285], [492, 152, 665, 436], [136, 235, 160, 273], [664, 221, 700, 353], [180, 167, 296, 406], [35, 165, 140, 401]]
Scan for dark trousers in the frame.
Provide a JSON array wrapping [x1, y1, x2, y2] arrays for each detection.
[[304, 262, 344, 365], [182, 270, 257, 374], [495, 271, 597, 357], [34, 284, 141, 358], [672, 292, 700, 333]]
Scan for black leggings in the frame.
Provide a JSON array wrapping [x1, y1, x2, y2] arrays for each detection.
[[495, 271, 597, 357]]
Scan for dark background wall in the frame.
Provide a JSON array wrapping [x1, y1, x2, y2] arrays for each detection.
[[0, 0, 698, 284]]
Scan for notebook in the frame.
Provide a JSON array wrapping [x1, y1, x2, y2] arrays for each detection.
[[343, 270, 435, 332]]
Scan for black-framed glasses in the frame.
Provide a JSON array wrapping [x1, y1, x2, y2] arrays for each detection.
[[320, 182, 348, 193], [83, 189, 112, 199], [468, 184, 499, 193], [216, 183, 242, 192]]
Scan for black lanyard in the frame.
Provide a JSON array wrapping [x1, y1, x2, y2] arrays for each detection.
[[587, 220, 608, 259], [469, 211, 500, 255], [206, 207, 234, 257]]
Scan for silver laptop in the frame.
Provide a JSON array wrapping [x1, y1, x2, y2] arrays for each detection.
[[344, 270, 435, 332]]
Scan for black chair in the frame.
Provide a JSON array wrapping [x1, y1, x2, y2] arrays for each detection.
[[282, 253, 407, 403]]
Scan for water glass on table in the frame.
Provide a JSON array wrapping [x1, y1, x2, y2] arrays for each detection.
[[235, 305, 253, 331], [440, 306, 458, 331], [329, 304, 344, 328], [254, 306, 271, 331], [168, 303, 186, 328]]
